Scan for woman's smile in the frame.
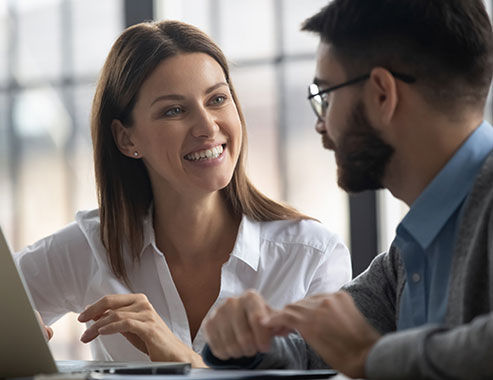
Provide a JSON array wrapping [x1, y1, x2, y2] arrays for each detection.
[[184, 143, 226, 162], [183, 143, 227, 168]]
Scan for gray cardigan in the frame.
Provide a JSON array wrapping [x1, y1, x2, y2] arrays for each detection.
[[205, 150, 493, 379], [353, 149, 493, 379]]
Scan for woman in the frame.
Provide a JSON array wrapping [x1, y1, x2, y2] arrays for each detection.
[[16, 20, 351, 367]]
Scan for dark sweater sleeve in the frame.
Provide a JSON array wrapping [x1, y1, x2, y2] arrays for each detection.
[[365, 313, 493, 380], [201, 345, 265, 369], [202, 333, 329, 370], [343, 250, 401, 334]]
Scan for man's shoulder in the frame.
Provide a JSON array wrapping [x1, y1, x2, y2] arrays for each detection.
[[351, 248, 404, 280], [470, 149, 493, 196], [462, 149, 493, 219]]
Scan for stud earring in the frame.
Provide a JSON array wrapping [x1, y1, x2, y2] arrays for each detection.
[[133, 151, 139, 157]]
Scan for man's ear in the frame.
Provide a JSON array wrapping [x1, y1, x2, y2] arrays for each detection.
[[364, 67, 399, 127], [111, 119, 139, 158]]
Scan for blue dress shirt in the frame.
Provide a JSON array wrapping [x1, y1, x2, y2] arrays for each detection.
[[394, 121, 493, 330]]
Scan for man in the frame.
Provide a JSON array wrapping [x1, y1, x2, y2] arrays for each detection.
[[201, 1, 493, 379]]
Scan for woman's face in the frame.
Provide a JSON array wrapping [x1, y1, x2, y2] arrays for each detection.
[[119, 52, 242, 197]]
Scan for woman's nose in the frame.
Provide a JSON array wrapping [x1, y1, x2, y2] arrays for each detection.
[[191, 108, 219, 138]]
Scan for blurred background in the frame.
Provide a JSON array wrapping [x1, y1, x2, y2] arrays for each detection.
[[1, 0, 492, 360]]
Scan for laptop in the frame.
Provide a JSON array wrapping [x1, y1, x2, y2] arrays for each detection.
[[0, 227, 190, 378]]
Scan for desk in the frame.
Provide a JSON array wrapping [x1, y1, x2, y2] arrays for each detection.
[[26, 369, 355, 380], [100, 369, 342, 379]]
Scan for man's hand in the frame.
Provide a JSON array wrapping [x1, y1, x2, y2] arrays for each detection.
[[203, 290, 285, 360], [265, 291, 381, 379], [35, 310, 53, 341], [78, 294, 206, 367]]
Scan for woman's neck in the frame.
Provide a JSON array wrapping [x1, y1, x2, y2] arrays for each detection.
[[152, 190, 240, 265]]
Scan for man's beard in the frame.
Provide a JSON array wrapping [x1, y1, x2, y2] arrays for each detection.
[[326, 101, 394, 193]]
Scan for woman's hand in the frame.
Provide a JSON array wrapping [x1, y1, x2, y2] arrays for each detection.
[[35, 310, 54, 341], [78, 293, 206, 367]]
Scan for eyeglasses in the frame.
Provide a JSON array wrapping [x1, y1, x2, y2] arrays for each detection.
[[307, 71, 416, 121]]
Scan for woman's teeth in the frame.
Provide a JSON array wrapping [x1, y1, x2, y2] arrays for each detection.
[[185, 145, 224, 161]]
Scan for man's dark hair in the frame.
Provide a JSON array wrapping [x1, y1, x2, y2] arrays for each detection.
[[302, 0, 493, 111]]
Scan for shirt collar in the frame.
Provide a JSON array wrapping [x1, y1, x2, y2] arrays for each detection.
[[141, 210, 261, 271], [229, 214, 261, 271], [399, 120, 493, 250]]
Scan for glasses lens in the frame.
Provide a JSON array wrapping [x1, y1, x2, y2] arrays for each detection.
[[308, 84, 323, 119]]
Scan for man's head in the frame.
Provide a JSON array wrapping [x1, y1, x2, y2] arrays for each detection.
[[303, 0, 493, 193]]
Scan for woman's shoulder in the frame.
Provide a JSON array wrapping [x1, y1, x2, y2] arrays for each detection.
[[16, 209, 101, 263], [73, 208, 109, 252], [17, 209, 103, 257], [75, 208, 101, 230], [255, 217, 344, 254]]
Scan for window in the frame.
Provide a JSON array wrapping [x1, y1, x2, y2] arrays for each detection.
[[0, 0, 123, 359]]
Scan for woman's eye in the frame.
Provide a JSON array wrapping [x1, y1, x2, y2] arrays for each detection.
[[164, 106, 183, 117], [210, 95, 226, 105]]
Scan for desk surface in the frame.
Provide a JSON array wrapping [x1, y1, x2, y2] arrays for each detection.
[[99, 369, 342, 379], [27, 369, 356, 380]]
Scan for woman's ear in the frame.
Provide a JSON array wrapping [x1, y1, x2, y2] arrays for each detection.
[[365, 67, 399, 127], [111, 119, 140, 158]]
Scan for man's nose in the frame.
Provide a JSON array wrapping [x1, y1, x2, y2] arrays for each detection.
[[315, 117, 326, 134]]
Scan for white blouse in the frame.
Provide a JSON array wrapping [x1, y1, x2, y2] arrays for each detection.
[[16, 209, 351, 361]]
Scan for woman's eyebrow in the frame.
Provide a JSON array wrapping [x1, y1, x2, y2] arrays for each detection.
[[150, 82, 229, 106], [151, 93, 185, 106], [205, 82, 229, 94]]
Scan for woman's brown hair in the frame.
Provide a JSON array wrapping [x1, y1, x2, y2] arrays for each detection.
[[91, 20, 311, 282]]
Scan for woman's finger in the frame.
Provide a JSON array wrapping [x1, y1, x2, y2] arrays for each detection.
[[34, 310, 54, 341], [80, 309, 145, 343], [97, 319, 150, 354], [45, 325, 54, 340], [78, 293, 150, 322]]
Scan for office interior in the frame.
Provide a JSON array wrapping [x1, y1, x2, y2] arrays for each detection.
[[1, 0, 492, 361]]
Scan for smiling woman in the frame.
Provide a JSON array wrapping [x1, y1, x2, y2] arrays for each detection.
[[112, 53, 242, 197], [14, 20, 351, 366]]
